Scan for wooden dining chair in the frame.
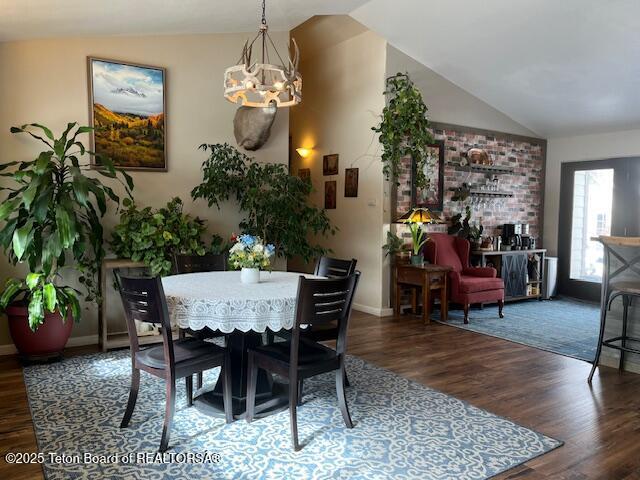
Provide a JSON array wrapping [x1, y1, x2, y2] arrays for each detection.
[[246, 272, 360, 451], [115, 271, 233, 452], [173, 253, 227, 389], [314, 256, 358, 279]]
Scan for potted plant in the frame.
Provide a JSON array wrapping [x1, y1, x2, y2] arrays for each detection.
[[372, 73, 435, 189], [382, 230, 409, 264], [448, 206, 484, 249], [0, 123, 133, 360], [110, 197, 208, 276], [228, 234, 275, 284], [191, 143, 335, 263]]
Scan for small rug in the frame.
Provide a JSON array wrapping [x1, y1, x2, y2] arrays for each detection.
[[23, 351, 562, 479], [434, 298, 599, 362]]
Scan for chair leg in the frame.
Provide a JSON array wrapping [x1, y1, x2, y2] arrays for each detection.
[[289, 376, 300, 451], [197, 372, 203, 390], [222, 352, 234, 424], [336, 365, 354, 429], [159, 377, 176, 453], [589, 298, 610, 384], [498, 299, 504, 319], [186, 375, 193, 407], [463, 303, 470, 324], [297, 379, 303, 406], [344, 370, 351, 388], [120, 368, 140, 428], [266, 330, 275, 344], [619, 295, 630, 371], [246, 352, 258, 424]]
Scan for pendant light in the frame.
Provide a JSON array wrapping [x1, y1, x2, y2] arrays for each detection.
[[223, 0, 302, 108]]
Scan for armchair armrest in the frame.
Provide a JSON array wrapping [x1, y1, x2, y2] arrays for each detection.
[[462, 267, 497, 278]]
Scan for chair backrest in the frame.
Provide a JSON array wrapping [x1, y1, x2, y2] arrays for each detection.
[[114, 271, 174, 360], [290, 272, 360, 365], [314, 256, 357, 278], [425, 233, 469, 272], [173, 253, 227, 274]]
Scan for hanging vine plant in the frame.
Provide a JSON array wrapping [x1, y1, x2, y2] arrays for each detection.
[[372, 73, 434, 188]]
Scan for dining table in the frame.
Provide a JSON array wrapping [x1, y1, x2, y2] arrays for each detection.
[[161, 270, 320, 419]]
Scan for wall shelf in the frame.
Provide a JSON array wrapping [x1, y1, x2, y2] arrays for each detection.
[[469, 189, 514, 198], [447, 162, 515, 174]]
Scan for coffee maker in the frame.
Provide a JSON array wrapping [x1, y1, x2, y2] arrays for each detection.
[[502, 223, 530, 250]]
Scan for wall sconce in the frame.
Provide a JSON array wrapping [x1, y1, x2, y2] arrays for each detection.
[[296, 147, 313, 158]]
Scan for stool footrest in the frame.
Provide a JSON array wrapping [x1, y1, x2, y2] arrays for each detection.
[[602, 335, 640, 355]]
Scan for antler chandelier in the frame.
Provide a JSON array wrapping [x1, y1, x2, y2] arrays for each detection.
[[223, 0, 302, 108]]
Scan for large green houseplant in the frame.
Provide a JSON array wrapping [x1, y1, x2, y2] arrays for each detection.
[[191, 143, 334, 262], [110, 197, 207, 277], [372, 73, 435, 189], [0, 123, 133, 359]]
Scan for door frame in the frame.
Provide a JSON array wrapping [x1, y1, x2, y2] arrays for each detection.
[[558, 157, 637, 301]]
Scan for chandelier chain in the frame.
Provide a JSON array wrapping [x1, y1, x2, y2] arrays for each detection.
[[261, 0, 267, 25]]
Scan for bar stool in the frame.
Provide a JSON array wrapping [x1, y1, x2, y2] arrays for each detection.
[[588, 236, 640, 383]]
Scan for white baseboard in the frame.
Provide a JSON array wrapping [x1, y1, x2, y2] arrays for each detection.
[[353, 303, 393, 317], [0, 334, 99, 356]]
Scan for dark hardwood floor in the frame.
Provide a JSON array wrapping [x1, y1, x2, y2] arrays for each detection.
[[1, 311, 640, 479]]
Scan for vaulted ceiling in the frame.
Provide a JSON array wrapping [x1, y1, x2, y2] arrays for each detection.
[[2, 0, 639, 137]]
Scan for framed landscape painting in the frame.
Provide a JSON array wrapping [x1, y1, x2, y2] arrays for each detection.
[[87, 57, 167, 171]]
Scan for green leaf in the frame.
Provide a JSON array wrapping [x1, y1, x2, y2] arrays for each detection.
[[43, 283, 57, 312], [25, 272, 43, 290], [0, 198, 18, 221], [28, 289, 44, 331], [64, 288, 81, 322], [0, 161, 19, 171], [21, 176, 42, 210], [12, 221, 33, 260], [29, 123, 54, 140], [70, 166, 89, 206], [0, 278, 24, 309], [34, 151, 53, 174], [55, 205, 76, 248]]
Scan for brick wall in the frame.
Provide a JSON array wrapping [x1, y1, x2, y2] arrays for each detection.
[[394, 124, 545, 245]]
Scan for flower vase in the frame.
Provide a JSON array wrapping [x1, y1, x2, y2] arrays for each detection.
[[240, 267, 260, 284], [410, 255, 424, 265]]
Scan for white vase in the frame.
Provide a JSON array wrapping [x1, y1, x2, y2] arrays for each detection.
[[240, 267, 260, 284]]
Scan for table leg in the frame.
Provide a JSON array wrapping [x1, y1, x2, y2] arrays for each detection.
[[411, 288, 417, 314], [194, 331, 287, 419], [394, 277, 401, 316], [440, 275, 448, 321], [423, 275, 432, 325]]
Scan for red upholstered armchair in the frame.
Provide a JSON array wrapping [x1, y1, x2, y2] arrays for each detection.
[[425, 233, 504, 324]]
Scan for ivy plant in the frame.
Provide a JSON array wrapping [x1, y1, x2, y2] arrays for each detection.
[[111, 197, 207, 276], [372, 73, 435, 188], [191, 143, 335, 262], [0, 123, 133, 330]]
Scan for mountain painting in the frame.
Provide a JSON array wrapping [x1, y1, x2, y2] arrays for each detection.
[[88, 58, 167, 171]]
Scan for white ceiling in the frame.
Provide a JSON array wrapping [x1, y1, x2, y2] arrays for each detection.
[[2, 0, 640, 137], [352, 0, 640, 137], [0, 0, 369, 40]]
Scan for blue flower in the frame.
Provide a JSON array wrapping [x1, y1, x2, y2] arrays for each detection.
[[265, 244, 276, 256], [239, 234, 256, 247]]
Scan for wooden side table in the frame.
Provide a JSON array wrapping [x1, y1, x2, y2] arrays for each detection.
[[394, 264, 451, 324]]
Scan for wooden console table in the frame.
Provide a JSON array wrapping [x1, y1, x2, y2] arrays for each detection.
[[394, 264, 452, 324]]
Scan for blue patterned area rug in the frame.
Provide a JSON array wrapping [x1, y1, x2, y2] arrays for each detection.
[[24, 351, 562, 479], [434, 298, 599, 362]]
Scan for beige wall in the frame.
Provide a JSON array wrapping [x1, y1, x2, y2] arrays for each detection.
[[386, 46, 537, 137], [0, 33, 290, 349], [290, 27, 389, 314]]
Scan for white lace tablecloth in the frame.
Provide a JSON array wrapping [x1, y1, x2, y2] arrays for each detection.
[[162, 271, 319, 333]]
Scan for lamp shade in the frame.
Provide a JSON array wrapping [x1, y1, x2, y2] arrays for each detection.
[[396, 207, 443, 224], [296, 147, 312, 158]]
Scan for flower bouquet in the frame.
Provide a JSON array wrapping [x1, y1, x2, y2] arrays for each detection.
[[228, 234, 276, 284]]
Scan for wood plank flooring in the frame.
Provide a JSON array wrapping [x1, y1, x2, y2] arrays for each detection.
[[1, 311, 640, 479]]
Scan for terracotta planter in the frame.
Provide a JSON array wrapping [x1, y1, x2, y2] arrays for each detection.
[[6, 304, 73, 361]]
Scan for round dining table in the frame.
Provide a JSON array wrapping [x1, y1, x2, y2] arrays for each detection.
[[161, 270, 319, 418]]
